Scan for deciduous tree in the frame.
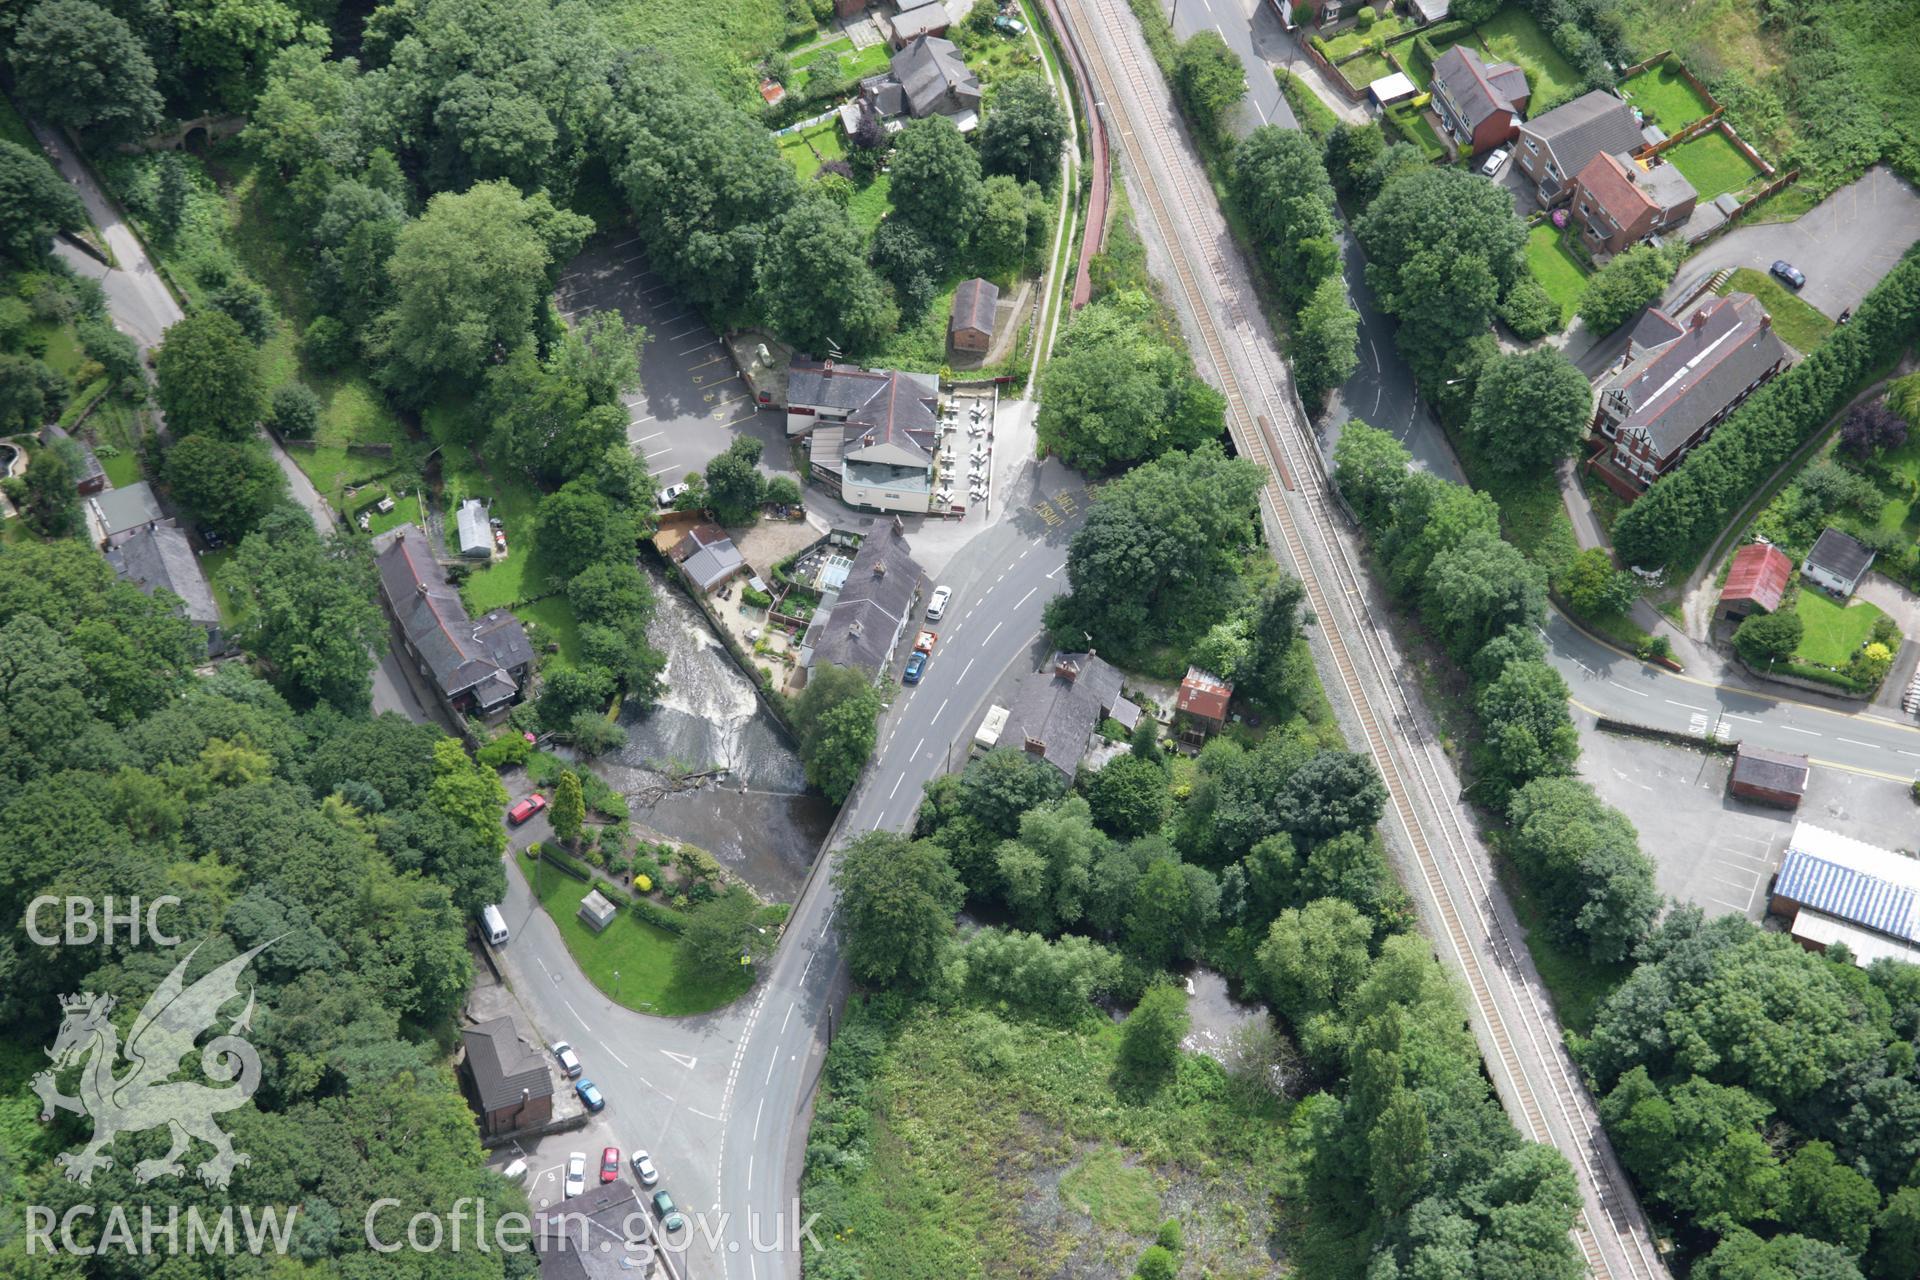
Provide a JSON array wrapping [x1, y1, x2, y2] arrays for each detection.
[[9, 0, 163, 143], [165, 434, 287, 539], [978, 73, 1067, 186], [1036, 294, 1225, 470], [1467, 347, 1593, 471], [1229, 126, 1339, 306], [1172, 32, 1245, 143], [833, 830, 961, 990], [791, 664, 881, 803], [223, 507, 386, 708], [887, 115, 983, 260], [549, 769, 585, 847], [1294, 274, 1360, 407], [1577, 243, 1678, 334], [1118, 979, 1190, 1082], [0, 142, 85, 264], [155, 310, 263, 440], [756, 195, 892, 354]]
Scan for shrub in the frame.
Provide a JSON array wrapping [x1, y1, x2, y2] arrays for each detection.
[[1355, 5, 1376, 28], [302, 315, 353, 369], [269, 381, 321, 439], [742, 585, 773, 608], [477, 733, 532, 769], [1498, 275, 1562, 340], [1734, 609, 1803, 666]]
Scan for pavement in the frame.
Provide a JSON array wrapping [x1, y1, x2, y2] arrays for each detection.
[[1669, 166, 1920, 322], [485, 446, 1083, 1280], [555, 237, 795, 494]]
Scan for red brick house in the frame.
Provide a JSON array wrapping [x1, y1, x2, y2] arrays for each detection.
[[1177, 666, 1233, 734], [1429, 46, 1529, 157], [1718, 542, 1791, 620], [1570, 151, 1697, 256], [1591, 293, 1788, 497]]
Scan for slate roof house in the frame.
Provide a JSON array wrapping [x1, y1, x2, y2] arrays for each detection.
[[88, 480, 167, 548], [374, 525, 534, 723], [884, 0, 951, 45], [1514, 90, 1647, 207], [847, 35, 983, 132], [1003, 652, 1142, 777], [1570, 151, 1697, 256], [1718, 542, 1792, 620], [535, 1182, 670, 1280], [802, 522, 924, 679], [105, 522, 229, 655], [1802, 527, 1875, 598], [667, 521, 747, 593], [949, 277, 999, 353], [1429, 46, 1529, 157], [786, 360, 943, 514], [39, 423, 106, 495], [460, 1016, 553, 1138], [1591, 293, 1788, 496]]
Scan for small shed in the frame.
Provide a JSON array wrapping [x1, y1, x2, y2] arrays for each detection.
[[1802, 528, 1874, 598], [1368, 72, 1418, 107], [949, 277, 999, 353], [1719, 542, 1791, 620], [1177, 666, 1233, 731], [456, 499, 493, 558], [578, 889, 618, 933], [1729, 744, 1809, 809]]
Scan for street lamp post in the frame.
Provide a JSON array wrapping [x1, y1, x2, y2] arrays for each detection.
[[613, 969, 621, 1003]]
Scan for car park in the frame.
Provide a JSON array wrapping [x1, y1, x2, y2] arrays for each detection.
[[507, 793, 547, 825], [564, 1153, 587, 1198], [656, 482, 690, 508], [1479, 148, 1510, 177], [575, 1079, 605, 1112], [903, 651, 928, 684], [551, 1041, 582, 1078], [926, 585, 952, 620], [630, 1151, 660, 1187], [1771, 260, 1806, 289], [652, 1190, 685, 1232], [600, 1147, 621, 1183]]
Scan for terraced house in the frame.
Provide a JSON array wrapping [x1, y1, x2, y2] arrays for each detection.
[[1589, 292, 1788, 496]]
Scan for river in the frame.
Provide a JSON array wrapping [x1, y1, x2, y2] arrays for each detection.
[[596, 563, 833, 902]]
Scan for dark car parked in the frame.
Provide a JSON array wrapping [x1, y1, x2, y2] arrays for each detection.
[[1770, 260, 1806, 290]]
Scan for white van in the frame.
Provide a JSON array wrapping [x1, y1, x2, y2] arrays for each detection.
[[480, 904, 509, 946], [500, 1158, 529, 1185]]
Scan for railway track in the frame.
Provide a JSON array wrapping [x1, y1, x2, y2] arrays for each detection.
[[1057, 0, 1669, 1274]]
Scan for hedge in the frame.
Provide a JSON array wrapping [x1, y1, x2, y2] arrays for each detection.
[[627, 895, 688, 935], [1612, 249, 1920, 568]]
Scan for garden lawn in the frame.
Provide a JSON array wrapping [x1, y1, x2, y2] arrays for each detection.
[[1793, 589, 1887, 667], [1387, 106, 1446, 160], [1855, 432, 1920, 542], [1620, 63, 1715, 134], [778, 121, 845, 181], [516, 594, 584, 665], [1717, 268, 1833, 354], [845, 173, 891, 233], [516, 850, 749, 1015], [1524, 224, 1590, 324], [1323, 13, 1410, 59], [446, 458, 552, 612], [1665, 129, 1763, 200], [1474, 8, 1582, 105], [788, 38, 892, 95], [1337, 52, 1394, 95]]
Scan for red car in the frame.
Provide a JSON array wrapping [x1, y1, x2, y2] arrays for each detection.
[[600, 1147, 621, 1183], [507, 794, 547, 826]]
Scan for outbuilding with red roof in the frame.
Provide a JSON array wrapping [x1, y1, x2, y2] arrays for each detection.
[[1719, 542, 1792, 621]]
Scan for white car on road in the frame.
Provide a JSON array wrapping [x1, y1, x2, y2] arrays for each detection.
[[551, 1041, 582, 1078], [926, 585, 952, 621], [630, 1150, 660, 1187], [564, 1152, 587, 1198]]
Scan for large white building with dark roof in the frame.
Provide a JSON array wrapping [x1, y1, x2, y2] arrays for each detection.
[[786, 360, 944, 514]]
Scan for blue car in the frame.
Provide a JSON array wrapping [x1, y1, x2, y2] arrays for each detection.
[[903, 651, 928, 684], [575, 1079, 605, 1112]]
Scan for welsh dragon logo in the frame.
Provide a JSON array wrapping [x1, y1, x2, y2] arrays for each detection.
[[33, 941, 270, 1189]]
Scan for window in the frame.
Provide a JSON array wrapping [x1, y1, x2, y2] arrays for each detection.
[[1524, 136, 1538, 154]]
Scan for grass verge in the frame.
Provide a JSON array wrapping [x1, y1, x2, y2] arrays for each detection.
[[515, 849, 749, 1016], [1716, 267, 1833, 354]]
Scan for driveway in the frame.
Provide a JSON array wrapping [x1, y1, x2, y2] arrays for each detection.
[[1670, 165, 1920, 320], [555, 234, 793, 493]]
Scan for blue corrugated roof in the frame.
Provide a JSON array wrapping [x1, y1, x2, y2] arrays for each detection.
[[1775, 850, 1919, 940]]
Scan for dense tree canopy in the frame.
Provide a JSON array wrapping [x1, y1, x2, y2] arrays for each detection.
[[791, 664, 883, 804], [1036, 292, 1226, 471], [1356, 167, 1526, 388], [155, 310, 265, 440], [1467, 347, 1594, 471], [1046, 444, 1264, 657], [1229, 126, 1339, 307], [165, 434, 288, 540], [978, 73, 1068, 187], [834, 830, 962, 990], [0, 141, 87, 263], [222, 507, 387, 709], [9, 0, 164, 144], [1577, 243, 1679, 335], [757, 194, 892, 354], [1172, 31, 1245, 143], [1294, 274, 1361, 407]]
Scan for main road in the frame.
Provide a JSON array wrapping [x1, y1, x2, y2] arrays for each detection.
[[1049, 0, 1670, 1274]]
